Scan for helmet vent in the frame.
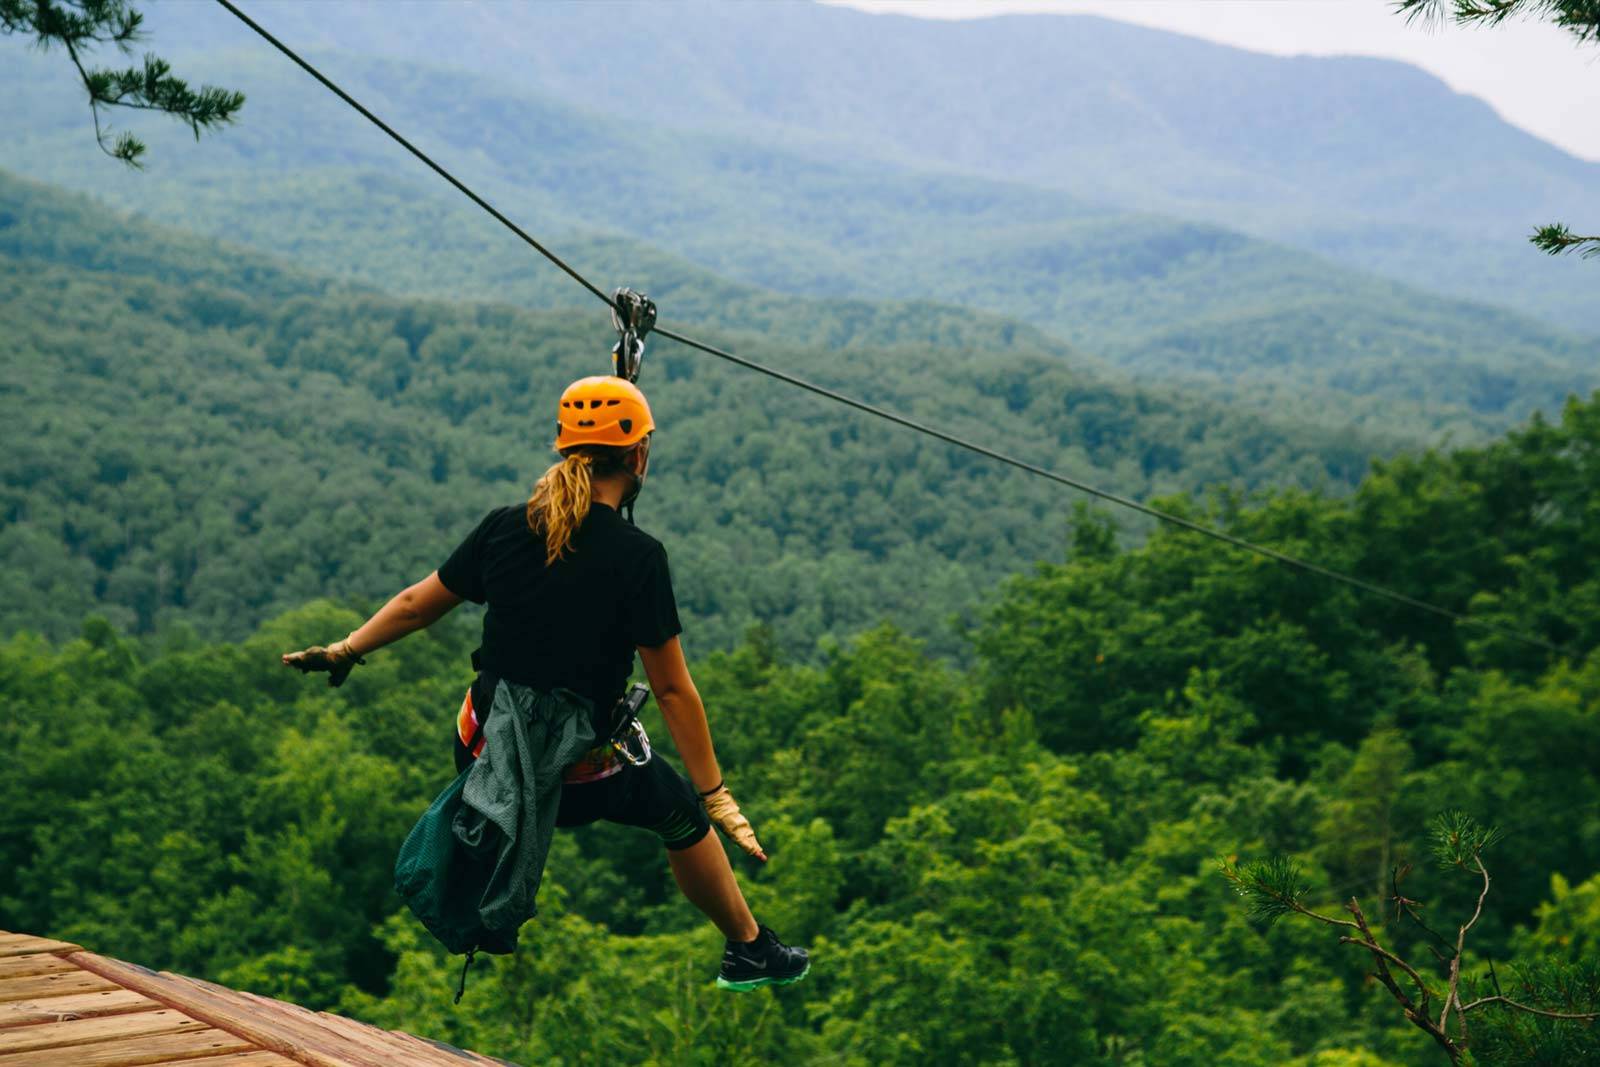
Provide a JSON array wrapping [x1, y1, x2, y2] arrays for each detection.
[[620, 418, 633, 435], [606, 399, 620, 406], [578, 419, 596, 427]]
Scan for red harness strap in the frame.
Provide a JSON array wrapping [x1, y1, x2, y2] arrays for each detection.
[[456, 687, 486, 759]]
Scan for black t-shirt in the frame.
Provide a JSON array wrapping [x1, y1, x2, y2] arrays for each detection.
[[437, 503, 682, 722]]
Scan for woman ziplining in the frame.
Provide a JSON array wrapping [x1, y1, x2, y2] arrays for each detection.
[[281, 373, 810, 993]]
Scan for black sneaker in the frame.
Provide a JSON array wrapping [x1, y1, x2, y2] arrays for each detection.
[[716, 925, 810, 991]]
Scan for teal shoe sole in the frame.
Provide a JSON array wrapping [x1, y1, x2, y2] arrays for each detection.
[[715, 962, 811, 992]]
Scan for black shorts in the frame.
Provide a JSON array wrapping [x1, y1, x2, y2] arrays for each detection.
[[453, 735, 711, 851]]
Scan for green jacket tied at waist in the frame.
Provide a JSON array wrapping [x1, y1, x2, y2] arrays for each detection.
[[394, 681, 596, 956]]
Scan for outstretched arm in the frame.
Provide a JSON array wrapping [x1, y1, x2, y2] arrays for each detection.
[[283, 571, 462, 685], [341, 571, 463, 655], [639, 636, 766, 861]]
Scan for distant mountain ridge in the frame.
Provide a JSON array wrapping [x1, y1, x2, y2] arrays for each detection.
[[130, 0, 1600, 334], [1, 43, 1591, 439]]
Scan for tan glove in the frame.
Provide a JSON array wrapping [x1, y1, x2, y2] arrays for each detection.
[[281, 637, 364, 687], [701, 783, 766, 862]]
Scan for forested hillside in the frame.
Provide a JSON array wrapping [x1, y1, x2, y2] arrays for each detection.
[[4, 4, 1598, 1060], [3, 393, 1596, 1064], [127, 0, 1600, 333], [3, 45, 1593, 439], [0, 170, 1376, 653]]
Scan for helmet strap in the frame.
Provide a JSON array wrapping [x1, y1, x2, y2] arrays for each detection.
[[618, 440, 648, 525], [619, 472, 640, 525]]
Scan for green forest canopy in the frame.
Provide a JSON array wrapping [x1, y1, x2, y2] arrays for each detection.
[[3, 388, 1598, 1063], [1, 30, 1597, 1052], [0, 169, 1384, 655]]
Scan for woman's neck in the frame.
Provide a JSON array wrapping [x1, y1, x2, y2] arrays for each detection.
[[590, 475, 629, 510]]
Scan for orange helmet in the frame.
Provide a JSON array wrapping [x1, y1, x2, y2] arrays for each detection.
[[555, 375, 655, 450]]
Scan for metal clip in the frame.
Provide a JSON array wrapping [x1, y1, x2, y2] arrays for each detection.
[[610, 288, 657, 383], [611, 718, 653, 767], [607, 682, 653, 766]]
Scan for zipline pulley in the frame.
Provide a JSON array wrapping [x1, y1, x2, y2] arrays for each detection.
[[610, 288, 656, 383]]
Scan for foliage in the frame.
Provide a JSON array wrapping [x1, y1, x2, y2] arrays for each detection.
[[0, 42, 1594, 435], [1530, 223, 1600, 259], [0, 0, 241, 165], [58, 0, 1599, 332], [4, 379, 1600, 1061], [1399, 0, 1598, 43], [1397, 0, 1599, 264], [0, 169, 1389, 655], [1225, 814, 1598, 1064]]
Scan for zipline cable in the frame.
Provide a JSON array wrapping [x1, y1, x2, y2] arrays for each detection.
[[213, 0, 1566, 657], [212, 0, 611, 308], [654, 324, 1564, 657]]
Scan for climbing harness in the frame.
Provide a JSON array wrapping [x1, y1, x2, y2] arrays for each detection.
[[610, 287, 656, 383], [458, 678, 654, 768]]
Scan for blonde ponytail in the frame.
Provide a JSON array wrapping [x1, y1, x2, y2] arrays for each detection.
[[527, 452, 595, 565]]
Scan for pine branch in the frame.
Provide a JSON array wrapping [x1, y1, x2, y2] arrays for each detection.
[[1531, 224, 1600, 259], [1218, 856, 1359, 929], [1458, 994, 1600, 1021], [1392, 863, 1455, 966], [1226, 814, 1600, 1062], [1396, 1, 1600, 44], [1430, 810, 1502, 871], [1, 0, 243, 166]]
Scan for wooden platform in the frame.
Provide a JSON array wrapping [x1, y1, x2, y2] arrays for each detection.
[[0, 931, 513, 1067]]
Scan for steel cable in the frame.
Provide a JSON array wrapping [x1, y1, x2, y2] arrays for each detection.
[[213, 0, 1567, 656]]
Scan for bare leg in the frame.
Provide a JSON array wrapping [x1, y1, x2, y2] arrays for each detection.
[[668, 831, 759, 942]]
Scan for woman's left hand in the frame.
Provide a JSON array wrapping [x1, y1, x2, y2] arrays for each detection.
[[702, 784, 767, 862], [282, 640, 363, 687]]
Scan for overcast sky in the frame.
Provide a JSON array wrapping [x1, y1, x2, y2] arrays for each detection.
[[832, 1, 1600, 162]]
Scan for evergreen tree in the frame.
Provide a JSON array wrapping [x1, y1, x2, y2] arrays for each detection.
[[1397, 1, 1600, 259], [0, 0, 242, 165], [1224, 813, 1600, 1064]]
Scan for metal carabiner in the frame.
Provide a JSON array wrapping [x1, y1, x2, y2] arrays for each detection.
[[611, 718, 653, 767], [607, 683, 654, 766], [610, 288, 657, 383]]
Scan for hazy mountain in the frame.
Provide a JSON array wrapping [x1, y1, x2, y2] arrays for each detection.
[[0, 168, 1381, 649], [127, 0, 1600, 334], [2, 44, 1590, 438]]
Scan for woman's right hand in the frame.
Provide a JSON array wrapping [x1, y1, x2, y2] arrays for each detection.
[[281, 639, 363, 687], [701, 784, 767, 862]]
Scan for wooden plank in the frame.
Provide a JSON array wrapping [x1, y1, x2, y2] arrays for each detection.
[[393, 1030, 514, 1067], [66, 953, 372, 1067], [0, 1007, 208, 1055], [0, 937, 81, 959], [0, 989, 159, 1029], [302, 1004, 458, 1064], [0, 971, 120, 1004], [144, 1053, 300, 1067], [0, 1025, 253, 1067], [67, 953, 499, 1067], [0, 954, 79, 979]]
